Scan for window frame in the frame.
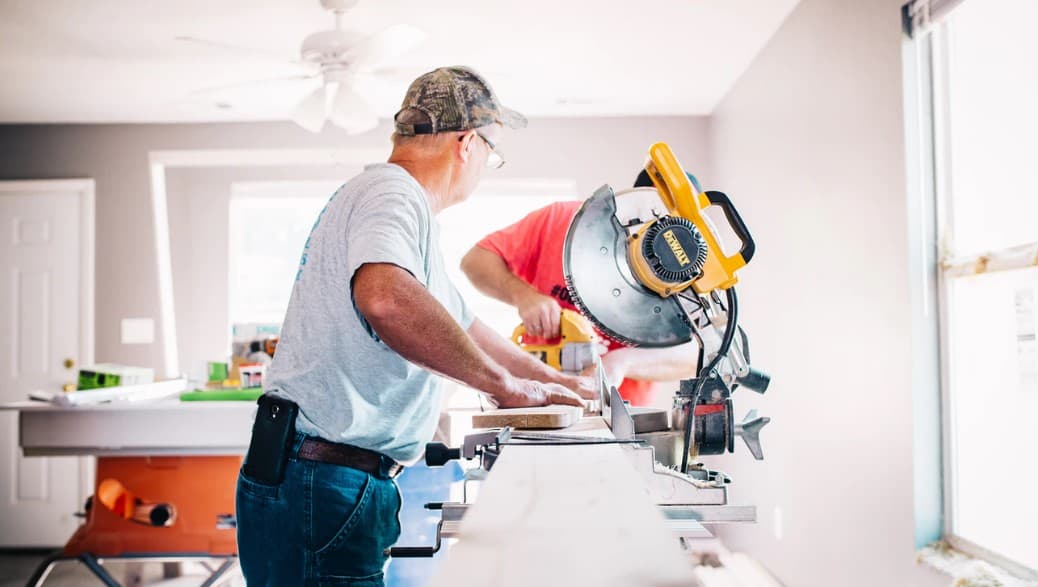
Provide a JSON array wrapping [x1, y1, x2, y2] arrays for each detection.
[[904, 3, 1038, 578]]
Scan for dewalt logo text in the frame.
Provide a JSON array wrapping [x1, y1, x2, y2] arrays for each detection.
[[663, 230, 690, 266]]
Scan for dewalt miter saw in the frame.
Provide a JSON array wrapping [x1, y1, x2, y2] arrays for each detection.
[[564, 142, 771, 472], [391, 144, 774, 559]]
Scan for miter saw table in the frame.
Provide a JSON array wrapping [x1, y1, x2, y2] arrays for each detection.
[[1, 399, 256, 586], [392, 384, 757, 562]]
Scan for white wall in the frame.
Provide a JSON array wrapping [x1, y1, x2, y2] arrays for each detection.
[[0, 117, 708, 372], [703, 0, 945, 585]]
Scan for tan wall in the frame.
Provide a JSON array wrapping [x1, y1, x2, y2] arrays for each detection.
[[702, 0, 945, 585], [0, 117, 709, 370]]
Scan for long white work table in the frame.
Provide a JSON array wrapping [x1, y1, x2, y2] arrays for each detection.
[[429, 415, 701, 587], [4, 400, 704, 586]]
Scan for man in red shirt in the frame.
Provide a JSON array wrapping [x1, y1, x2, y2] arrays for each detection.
[[461, 172, 704, 406]]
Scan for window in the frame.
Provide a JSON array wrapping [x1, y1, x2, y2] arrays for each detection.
[[438, 179, 578, 335], [228, 178, 577, 334], [228, 181, 338, 325], [906, 0, 1038, 575]]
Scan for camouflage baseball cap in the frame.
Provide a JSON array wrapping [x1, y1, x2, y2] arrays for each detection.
[[394, 66, 527, 136]]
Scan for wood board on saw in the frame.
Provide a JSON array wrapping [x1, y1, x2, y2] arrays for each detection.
[[471, 405, 583, 429]]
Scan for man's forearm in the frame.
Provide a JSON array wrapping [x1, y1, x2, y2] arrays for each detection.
[[353, 263, 516, 401], [460, 246, 540, 306], [605, 342, 701, 382]]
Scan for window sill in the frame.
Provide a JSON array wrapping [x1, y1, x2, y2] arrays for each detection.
[[917, 541, 1038, 586]]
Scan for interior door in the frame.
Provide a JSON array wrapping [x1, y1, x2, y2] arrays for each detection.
[[0, 180, 93, 547]]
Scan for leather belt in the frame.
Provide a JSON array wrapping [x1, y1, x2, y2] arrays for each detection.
[[297, 437, 404, 479]]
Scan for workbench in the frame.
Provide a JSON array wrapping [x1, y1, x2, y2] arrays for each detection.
[[427, 414, 701, 587], [9, 399, 255, 457], [5, 400, 732, 586], [1, 399, 255, 586]]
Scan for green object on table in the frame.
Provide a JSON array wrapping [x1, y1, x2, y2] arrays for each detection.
[[207, 362, 229, 383], [180, 389, 263, 402]]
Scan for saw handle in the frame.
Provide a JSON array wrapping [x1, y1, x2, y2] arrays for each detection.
[[704, 190, 756, 263], [511, 324, 560, 346]]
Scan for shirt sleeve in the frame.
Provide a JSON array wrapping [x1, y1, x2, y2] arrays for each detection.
[[447, 281, 475, 330], [345, 191, 428, 288], [474, 202, 566, 281]]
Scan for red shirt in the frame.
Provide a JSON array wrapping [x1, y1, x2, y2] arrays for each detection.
[[476, 201, 657, 406]]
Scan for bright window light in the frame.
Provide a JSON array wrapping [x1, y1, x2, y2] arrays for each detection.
[[935, 0, 1038, 573], [438, 179, 578, 336], [943, 0, 1038, 257], [228, 178, 577, 336], [945, 268, 1038, 569], [228, 183, 335, 325]]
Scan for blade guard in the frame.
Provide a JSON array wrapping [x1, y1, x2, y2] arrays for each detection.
[[643, 143, 756, 293]]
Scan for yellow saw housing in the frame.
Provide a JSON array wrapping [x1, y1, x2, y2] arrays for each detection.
[[511, 309, 600, 373], [629, 143, 753, 296]]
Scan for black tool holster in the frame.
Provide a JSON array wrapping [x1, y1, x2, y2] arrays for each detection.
[[242, 394, 299, 485]]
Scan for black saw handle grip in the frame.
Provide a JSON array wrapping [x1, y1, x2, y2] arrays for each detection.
[[424, 442, 460, 467], [704, 190, 756, 263]]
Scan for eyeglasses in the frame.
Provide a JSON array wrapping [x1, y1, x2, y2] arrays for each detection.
[[461, 131, 505, 169]]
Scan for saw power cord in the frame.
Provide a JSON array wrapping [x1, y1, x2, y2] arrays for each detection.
[[680, 286, 739, 474]]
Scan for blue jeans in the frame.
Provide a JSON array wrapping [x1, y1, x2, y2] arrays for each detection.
[[236, 433, 403, 586]]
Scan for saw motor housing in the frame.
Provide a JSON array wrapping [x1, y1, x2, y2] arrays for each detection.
[[630, 142, 755, 297]]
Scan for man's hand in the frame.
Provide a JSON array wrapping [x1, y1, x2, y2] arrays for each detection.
[[517, 291, 562, 338], [496, 378, 586, 409], [558, 373, 599, 400]]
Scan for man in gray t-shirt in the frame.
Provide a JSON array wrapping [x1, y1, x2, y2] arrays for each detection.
[[236, 66, 596, 587]]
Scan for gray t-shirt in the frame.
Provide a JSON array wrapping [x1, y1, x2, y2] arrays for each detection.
[[266, 163, 472, 463]]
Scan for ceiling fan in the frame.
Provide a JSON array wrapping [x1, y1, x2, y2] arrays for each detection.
[[177, 0, 426, 134]]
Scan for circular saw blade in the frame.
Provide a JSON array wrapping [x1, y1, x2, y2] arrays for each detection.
[[563, 185, 692, 348]]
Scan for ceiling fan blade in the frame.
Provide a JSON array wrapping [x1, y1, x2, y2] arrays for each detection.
[[328, 86, 379, 135], [293, 87, 328, 133], [189, 74, 319, 97], [346, 24, 427, 69], [175, 36, 317, 72]]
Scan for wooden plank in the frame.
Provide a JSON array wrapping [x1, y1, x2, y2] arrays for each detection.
[[429, 418, 698, 587], [471, 405, 584, 429]]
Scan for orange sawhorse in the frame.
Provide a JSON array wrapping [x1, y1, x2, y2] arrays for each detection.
[[26, 455, 241, 587]]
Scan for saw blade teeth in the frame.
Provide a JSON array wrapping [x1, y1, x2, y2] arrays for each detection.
[[565, 274, 641, 348]]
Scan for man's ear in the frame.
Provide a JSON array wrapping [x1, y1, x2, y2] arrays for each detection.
[[457, 131, 474, 164]]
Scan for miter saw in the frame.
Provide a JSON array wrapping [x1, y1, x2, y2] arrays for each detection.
[[389, 143, 772, 558], [564, 141, 771, 472]]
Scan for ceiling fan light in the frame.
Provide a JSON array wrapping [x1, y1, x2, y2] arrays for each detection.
[[329, 87, 378, 134], [292, 87, 327, 133]]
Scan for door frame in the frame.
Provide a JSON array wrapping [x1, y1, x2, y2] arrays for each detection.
[[0, 179, 96, 502]]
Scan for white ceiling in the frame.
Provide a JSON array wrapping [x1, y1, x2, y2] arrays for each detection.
[[0, 0, 800, 125]]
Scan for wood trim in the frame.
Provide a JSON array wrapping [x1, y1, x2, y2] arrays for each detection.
[[941, 241, 1038, 278]]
